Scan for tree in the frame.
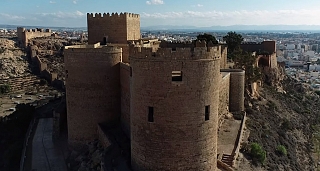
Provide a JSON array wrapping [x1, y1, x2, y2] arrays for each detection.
[[250, 142, 267, 165], [232, 49, 262, 87], [223, 31, 244, 59], [196, 33, 218, 44]]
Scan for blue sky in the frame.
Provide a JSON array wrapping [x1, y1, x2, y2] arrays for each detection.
[[1, 0, 320, 27]]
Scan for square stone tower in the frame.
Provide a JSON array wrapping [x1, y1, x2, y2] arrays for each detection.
[[87, 12, 141, 44]]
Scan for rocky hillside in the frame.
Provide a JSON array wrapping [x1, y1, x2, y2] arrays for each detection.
[[0, 38, 30, 79], [241, 76, 319, 170]]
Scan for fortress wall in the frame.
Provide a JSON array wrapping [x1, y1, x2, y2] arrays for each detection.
[[220, 45, 228, 69], [64, 46, 122, 146], [120, 62, 131, 137], [130, 49, 220, 171], [240, 43, 263, 53], [87, 13, 139, 44], [17, 27, 25, 44], [126, 14, 141, 41], [221, 69, 245, 112], [109, 44, 130, 63], [262, 41, 276, 54], [129, 46, 222, 60], [35, 56, 47, 72], [22, 30, 51, 47], [218, 73, 230, 125], [270, 53, 277, 68], [240, 41, 276, 55]]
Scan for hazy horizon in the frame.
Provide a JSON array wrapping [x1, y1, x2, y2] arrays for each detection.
[[2, 0, 320, 27]]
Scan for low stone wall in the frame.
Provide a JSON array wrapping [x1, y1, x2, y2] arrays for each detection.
[[33, 54, 60, 85], [217, 160, 234, 171], [232, 112, 247, 164]]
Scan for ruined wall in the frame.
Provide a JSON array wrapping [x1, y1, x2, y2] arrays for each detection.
[[218, 73, 230, 126], [87, 13, 140, 44], [17, 27, 51, 47], [64, 44, 122, 147], [120, 62, 131, 137], [262, 41, 276, 55], [270, 53, 277, 69], [221, 69, 245, 112], [240, 41, 276, 55], [130, 46, 220, 171]]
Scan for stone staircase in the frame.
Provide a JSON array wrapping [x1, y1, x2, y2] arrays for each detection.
[[0, 75, 40, 92], [221, 153, 234, 167]]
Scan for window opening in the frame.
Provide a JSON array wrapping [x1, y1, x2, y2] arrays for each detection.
[[172, 71, 182, 81], [205, 105, 210, 121], [148, 107, 154, 122]]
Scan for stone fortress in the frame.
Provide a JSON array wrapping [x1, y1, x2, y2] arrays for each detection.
[[64, 12, 247, 171], [17, 27, 53, 48]]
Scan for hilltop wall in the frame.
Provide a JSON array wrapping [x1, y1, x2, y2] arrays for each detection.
[[17, 27, 52, 48]]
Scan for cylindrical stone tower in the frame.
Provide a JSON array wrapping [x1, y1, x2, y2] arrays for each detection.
[[221, 69, 245, 112], [64, 44, 122, 147], [130, 47, 221, 171]]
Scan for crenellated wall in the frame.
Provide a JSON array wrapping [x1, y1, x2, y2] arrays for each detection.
[[240, 41, 276, 56], [17, 27, 52, 47], [87, 12, 140, 44], [129, 46, 222, 60]]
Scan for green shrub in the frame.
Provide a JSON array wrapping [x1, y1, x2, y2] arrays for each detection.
[[0, 84, 10, 94], [250, 142, 266, 164], [0, 48, 5, 54], [276, 145, 287, 156], [39, 79, 48, 86]]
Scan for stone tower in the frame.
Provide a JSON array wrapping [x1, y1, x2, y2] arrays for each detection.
[[64, 44, 122, 147], [87, 12, 140, 44], [129, 46, 221, 171], [221, 69, 245, 112]]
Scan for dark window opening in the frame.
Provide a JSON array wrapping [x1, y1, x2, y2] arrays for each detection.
[[172, 71, 182, 82], [205, 105, 210, 121], [172, 48, 176, 51], [102, 36, 107, 45], [148, 107, 154, 122], [130, 67, 132, 77]]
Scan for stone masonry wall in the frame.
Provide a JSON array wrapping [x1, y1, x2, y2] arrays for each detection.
[[218, 73, 230, 126], [120, 62, 131, 137], [17, 27, 52, 47], [130, 47, 221, 171], [87, 13, 140, 44], [221, 69, 245, 112], [64, 45, 122, 147]]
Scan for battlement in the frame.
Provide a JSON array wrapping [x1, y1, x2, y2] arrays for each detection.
[[130, 46, 221, 60], [18, 27, 51, 33], [64, 43, 122, 53], [87, 12, 140, 19]]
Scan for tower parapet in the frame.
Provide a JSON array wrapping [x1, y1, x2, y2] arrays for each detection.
[[130, 45, 221, 61], [87, 12, 141, 44], [87, 12, 140, 19]]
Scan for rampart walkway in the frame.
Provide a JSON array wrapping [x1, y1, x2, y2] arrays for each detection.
[[31, 118, 67, 171]]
